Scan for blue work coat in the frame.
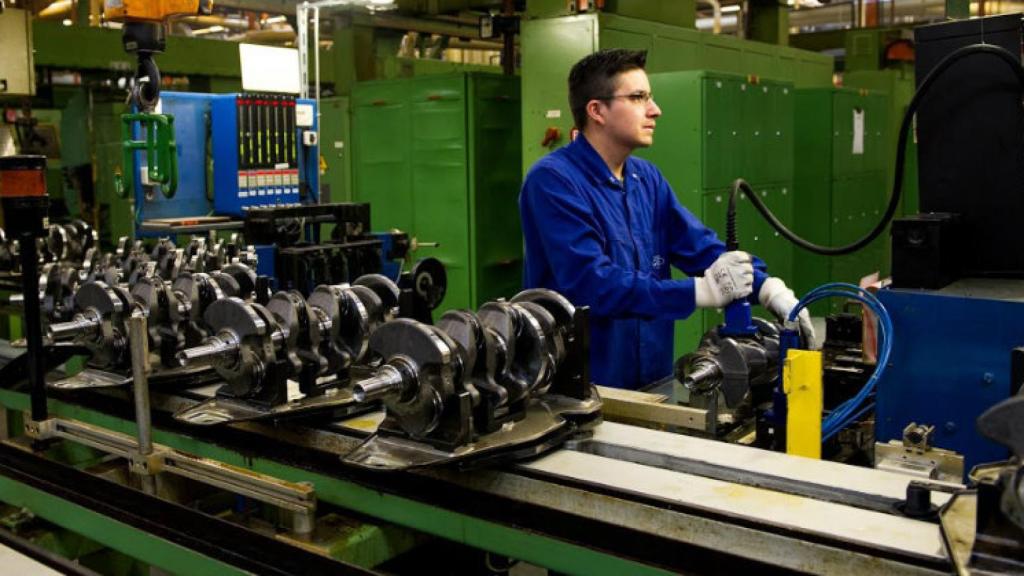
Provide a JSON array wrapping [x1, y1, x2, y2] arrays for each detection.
[[519, 135, 769, 389]]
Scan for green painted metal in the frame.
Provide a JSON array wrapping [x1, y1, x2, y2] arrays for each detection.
[[701, 183, 794, 332], [320, 97, 353, 204], [638, 70, 796, 353], [946, 0, 970, 19], [31, 21, 337, 86], [353, 73, 522, 312], [520, 12, 834, 174], [747, 0, 790, 46], [843, 67, 920, 218], [0, 388, 674, 576], [0, 475, 249, 576], [525, 0, 583, 19], [376, 56, 503, 80], [603, 0, 697, 28], [93, 101, 134, 245], [793, 87, 891, 315], [116, 113, 178, 199], [845, 29, 884, 72]]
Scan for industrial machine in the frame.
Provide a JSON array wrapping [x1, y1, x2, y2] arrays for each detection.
[[346, 288, 600, 470], [4, 9, 1024, 574]]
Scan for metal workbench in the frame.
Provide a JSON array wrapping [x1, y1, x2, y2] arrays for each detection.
[[0, 360, 958, 576]]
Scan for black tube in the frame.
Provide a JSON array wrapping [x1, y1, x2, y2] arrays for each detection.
[[731, 43, 1024, 256]]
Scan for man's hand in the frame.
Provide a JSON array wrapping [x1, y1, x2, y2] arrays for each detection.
[[695, 251, 754, 308], [758, 277, 818, 348]]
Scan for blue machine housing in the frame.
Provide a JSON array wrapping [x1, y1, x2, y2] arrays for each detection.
[[211, 95, 319, 217], [132, 92, 213, 238], [132, 91, 320, 235], [876, 280, 1022, 474]]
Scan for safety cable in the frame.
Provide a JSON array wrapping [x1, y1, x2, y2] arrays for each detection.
[[728, 43, 1024, 256]]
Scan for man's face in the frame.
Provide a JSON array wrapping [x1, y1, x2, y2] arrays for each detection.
[[593, 68, 662, 149]]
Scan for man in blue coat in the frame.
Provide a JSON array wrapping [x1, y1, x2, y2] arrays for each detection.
[[520, 49, 814, 390]]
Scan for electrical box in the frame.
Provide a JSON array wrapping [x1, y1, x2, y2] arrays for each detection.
[[132, 92, 319, 234], [0, 8, 35, 97], [211, 93, 318, 216]]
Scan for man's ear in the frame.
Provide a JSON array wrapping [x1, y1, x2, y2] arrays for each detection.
[[586, 100, 606, 127]]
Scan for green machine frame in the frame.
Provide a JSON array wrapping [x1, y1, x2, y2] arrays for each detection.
[[0, 387, 675, 576]]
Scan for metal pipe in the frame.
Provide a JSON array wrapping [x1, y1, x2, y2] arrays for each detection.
[[352, 364, 405, 403], [47, 310, 100, 341], [501, 0, 515, 76], [177, 333, 239, 368], [698, 0, 724, 34], [298, 2, 310, 99], [128, 314, 157, 495]]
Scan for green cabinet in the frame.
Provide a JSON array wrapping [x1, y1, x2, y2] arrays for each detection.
[[520, 12, 834, 176], [793, 87, 890, 315], [353, 73, 522, 312], [319, 97, 353, 205], [639, 70, 796, 354]]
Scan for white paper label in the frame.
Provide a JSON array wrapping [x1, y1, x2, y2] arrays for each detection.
[[295, 103, 314, 127], [852, 109, 865, 155], [545, 109, 562, 119]]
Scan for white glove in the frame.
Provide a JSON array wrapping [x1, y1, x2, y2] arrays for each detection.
[[759, 277, 818, 349], [694, 251, 754, 308]]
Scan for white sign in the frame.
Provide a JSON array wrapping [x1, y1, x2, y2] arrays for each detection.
[[852, 109, 865, 155], [239, 44, 301, 94], [295, 103, 314, 127]]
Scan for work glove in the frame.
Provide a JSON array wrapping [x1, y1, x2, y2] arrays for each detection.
[[758, 277, 818, 349], [694, 251, 754, 308]]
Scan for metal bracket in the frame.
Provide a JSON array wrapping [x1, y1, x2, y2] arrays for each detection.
[[20, 416, 317, 534]]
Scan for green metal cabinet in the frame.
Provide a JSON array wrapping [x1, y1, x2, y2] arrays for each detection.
[[843, 67, 920, 219], [319, 97, 353, 205], [353, 73, 522, 313], [638, 70, 796, 354], [520, 12, 834, 175], [793, 87, 890, 315]]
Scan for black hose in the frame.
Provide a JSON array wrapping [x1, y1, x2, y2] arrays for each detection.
[[728, 43, 1024, 256]]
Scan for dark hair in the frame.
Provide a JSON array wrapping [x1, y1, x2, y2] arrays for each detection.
[[568, 49, 648, 130]]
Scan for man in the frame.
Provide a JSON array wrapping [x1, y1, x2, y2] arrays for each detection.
[[519, 49, 814, 390]]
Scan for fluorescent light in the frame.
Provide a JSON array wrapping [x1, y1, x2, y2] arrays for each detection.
[[62, 18, 73, 26], [193, 25, 226, 35], [721, 5, 741, 12]]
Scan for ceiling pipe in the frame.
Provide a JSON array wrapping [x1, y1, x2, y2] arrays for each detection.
[[38, 0, 73, 19], [698, 0, 724, 33]]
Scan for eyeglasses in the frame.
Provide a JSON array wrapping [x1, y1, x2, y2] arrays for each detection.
[[596, 91, 654, 105]]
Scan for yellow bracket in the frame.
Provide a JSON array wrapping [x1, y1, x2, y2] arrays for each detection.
[[783, 349, 824, 459]]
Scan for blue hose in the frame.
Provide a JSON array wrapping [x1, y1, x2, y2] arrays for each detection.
[[785, 283, 893, 442]]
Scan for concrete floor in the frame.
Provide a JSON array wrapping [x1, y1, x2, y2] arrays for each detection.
[[0, 542, 61, 575]]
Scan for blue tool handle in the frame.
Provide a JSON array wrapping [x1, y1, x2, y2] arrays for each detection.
[[720, 298, 757, 337]]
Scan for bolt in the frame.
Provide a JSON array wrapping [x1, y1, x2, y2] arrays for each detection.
[[982, 372, 995, 386]]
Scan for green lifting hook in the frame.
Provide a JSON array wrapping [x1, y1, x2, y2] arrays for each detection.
[[114, 112, 178, 200]]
